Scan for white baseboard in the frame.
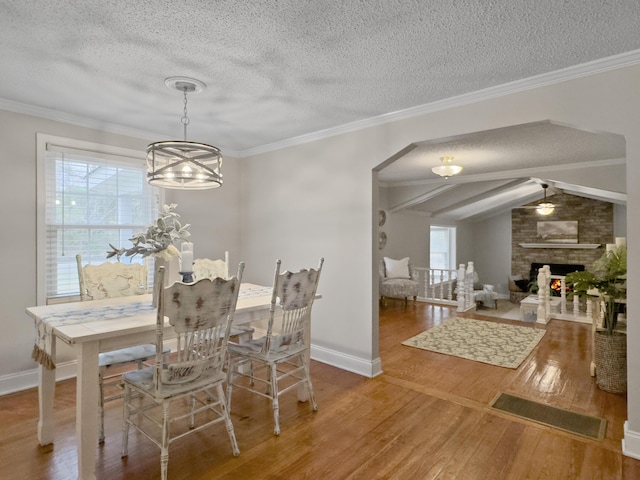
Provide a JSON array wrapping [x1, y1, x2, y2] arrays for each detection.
[[310, 344, 382, 378], [623, 421, 640, 459], [0, 360, 78, 396], [2, 340, 377, 396]]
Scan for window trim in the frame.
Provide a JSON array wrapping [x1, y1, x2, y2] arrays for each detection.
[[36, 133, 162, 305]]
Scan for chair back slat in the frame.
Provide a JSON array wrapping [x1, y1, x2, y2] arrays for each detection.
[[154, 263, 244, 391], [263, 259, 323, 355]]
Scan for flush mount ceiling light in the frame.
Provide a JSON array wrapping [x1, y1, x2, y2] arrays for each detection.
[[536, 184, 555, 215], [431, 155, 463, 179], [147, 77, 223, 190]]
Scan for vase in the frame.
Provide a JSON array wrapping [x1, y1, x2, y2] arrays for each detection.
[[152, 254, 181, 307], [594, 330, 627, 394]]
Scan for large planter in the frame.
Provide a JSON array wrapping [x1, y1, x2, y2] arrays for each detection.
[[594, 330, 627, 394]]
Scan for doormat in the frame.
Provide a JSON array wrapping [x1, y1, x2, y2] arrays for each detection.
[[489, 392, 607, 440]]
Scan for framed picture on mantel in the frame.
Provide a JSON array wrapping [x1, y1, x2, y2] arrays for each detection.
[[537, 220, 578, 244]]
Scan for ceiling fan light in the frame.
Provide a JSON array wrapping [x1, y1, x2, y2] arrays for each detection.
[[432, 156, 463, 178], [536, 203, 555, 215]]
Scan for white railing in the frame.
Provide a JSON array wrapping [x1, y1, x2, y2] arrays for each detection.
[[534, 266, 593, 324], [413, 261, 477, 312]]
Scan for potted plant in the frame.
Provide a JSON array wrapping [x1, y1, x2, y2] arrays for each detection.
[[565, 245, 627, 393], [106, 203, 191, 302]]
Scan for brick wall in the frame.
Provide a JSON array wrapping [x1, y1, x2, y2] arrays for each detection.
[[511, 192, 613, 279]]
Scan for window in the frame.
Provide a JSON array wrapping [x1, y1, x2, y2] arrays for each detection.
[[37, 134, 160, 303], [430, 225, 456, 271]]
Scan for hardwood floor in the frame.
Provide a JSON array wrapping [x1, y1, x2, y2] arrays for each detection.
[[2, 300, 639, 479]]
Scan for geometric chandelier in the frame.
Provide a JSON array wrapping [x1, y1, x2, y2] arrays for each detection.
[[431, 155, 463, 179], [147, 77, 223, 190]]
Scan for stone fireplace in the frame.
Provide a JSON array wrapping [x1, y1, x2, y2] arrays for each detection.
[[511, 192, 614, 279]]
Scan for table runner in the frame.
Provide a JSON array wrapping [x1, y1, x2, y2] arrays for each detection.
[[31, 285, 274, 370]]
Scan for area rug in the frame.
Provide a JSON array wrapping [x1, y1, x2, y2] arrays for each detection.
[[490, 392, 607, 440], [402, 317, 545, 368]]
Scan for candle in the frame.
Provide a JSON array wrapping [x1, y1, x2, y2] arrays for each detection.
[[180, 242, 193, 273]]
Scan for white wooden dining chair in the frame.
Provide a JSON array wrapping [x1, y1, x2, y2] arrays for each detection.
[[76, 254, 169, 444], [121, 264, 244, 480], [192, 250, 230, 280], [226, 258, 324, 435], [192, 251, 253, 343]]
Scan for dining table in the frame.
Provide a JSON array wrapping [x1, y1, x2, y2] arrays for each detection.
[[26, 282, 311, 480]]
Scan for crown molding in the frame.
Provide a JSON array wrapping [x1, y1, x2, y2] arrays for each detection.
[[240, 49, 640, 158], [1, 49, 639, 159], [0, 98, 244, 158]]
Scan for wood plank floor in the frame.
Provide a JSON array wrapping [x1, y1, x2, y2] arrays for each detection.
[[2, 300, 639, 479]]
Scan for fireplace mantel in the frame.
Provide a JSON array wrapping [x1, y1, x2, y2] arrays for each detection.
[[519, 243, 601, 249]]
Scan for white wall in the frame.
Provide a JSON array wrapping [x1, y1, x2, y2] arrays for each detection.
[[167, 155, 242, 267], [468, 213, 512, 294], [380, 211, 429, 268]]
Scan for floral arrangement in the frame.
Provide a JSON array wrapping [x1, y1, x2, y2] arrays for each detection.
[[106, 203, 191, 261]]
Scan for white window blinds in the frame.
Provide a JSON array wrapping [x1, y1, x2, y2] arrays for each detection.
[[37, 134, 159, 302]]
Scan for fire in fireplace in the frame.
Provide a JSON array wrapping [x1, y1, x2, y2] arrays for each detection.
[[530, 263, 585, 295]]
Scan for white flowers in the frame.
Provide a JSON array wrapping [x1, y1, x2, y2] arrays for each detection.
[[107, 204, 191, 260]]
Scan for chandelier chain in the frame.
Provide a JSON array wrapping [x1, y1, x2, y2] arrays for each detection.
[[181, 89, 190, 141]]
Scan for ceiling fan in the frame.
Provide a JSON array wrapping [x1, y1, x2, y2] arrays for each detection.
[[516, 183, 556, 215]]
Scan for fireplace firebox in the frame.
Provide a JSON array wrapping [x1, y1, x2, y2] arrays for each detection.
[[530, 263, 584, 295]]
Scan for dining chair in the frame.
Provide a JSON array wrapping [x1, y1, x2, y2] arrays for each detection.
[[121, 264, 244, 480], [226, 258, 324, 435], [192, 251, 253, 343], [192, 250, 230, 280], [76, 254, 169, 443]]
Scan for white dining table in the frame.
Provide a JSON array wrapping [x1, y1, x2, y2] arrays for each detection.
[[26, 283, 294, 480]]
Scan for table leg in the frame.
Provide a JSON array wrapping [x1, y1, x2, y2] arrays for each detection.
[[75, 341, 100, 480], [37, 336, 56, 445]]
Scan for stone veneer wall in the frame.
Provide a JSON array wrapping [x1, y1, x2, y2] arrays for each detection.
[[511, 192, 614, 279]]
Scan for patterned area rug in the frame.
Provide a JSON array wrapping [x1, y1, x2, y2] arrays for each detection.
[[402, 317, 546, 368]]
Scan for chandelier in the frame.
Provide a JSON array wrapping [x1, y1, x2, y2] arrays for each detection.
[[432, 156, 463, 179], [147, 77, 223, 190]]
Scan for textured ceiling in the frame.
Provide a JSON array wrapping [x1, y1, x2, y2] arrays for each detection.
[[1, 1, 640, 155]]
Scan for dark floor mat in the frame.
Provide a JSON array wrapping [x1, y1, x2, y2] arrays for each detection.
[[490, 392, 607, 440]]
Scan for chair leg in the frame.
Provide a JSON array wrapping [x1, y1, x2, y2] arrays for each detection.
[[226, 358, 235, 412], [217, 383, 240, 456], [189, 394, 196, 429], [98, 368, 105, 444], [301, 355, 318, 411], [121, 386, 131, 457], [160, 401, 170, 480], [270, 363, 280, 436]]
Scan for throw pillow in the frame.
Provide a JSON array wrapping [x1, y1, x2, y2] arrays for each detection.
[[384, 257, 410, 279]]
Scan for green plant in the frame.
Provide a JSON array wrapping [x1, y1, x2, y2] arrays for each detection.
[[106, 203, 191, 260], [565, 246, 627, 334]]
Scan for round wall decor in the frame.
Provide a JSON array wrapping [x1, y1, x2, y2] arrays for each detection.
[[378, 209, 386, 227]]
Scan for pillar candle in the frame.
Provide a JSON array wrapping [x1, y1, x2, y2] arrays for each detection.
[[180, 242, 194, 273]]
